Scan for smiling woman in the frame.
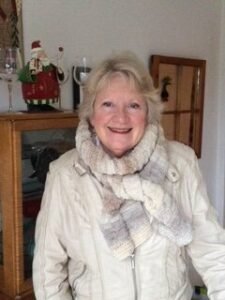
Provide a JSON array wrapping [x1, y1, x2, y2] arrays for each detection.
[[89, 74, 148, 157], [0, 0, 23, 49], [32, 52, 225, 300]]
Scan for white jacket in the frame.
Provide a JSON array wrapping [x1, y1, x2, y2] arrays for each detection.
[[33, 142, 225, 300]]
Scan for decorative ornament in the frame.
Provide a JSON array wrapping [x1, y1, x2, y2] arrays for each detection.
[[18, 41, 65, 111], [161, 76, 171, 102]]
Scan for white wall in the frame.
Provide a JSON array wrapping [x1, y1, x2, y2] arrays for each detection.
[[0, 0, 224, 222], [215, 0, 225, 225]]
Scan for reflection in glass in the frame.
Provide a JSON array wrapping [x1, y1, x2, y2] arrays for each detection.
[[22, 128, 75, 278]]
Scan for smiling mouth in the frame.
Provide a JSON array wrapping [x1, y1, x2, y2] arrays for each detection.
[[108, 127, 132, 133]]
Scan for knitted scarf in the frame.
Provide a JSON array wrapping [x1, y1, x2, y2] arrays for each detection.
[[76, 120, 192, 260]]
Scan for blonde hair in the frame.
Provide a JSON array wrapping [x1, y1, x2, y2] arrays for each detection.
[[79, 51, 162, 124]]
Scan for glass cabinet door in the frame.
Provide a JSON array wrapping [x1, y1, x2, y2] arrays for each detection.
[[21, 128, 75, 279], [0, 112, 78, 299]]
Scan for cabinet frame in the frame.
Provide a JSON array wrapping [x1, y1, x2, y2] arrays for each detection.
[[0, 111, 78, 299]]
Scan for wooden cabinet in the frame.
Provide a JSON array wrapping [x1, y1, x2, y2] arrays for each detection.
[[0, 111, 79, 299]]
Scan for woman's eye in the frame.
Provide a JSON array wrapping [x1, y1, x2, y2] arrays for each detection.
[[129, 102, 141, 109], [102, 101, 113, 107]]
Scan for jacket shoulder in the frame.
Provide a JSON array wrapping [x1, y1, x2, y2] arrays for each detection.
[[167, 140, 197, 169], [49, 148, 78, 173]]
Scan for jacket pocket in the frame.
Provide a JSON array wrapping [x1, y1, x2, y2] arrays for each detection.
[[71, 263, 101, 299], [71, 263, 90, 297], [166, 243, 188, 296]]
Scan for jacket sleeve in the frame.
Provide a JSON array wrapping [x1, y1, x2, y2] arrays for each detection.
[[32, 167, 73, 300], [185, 154, 225, 300]]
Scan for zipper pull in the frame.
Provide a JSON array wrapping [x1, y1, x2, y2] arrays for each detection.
[[131, 253, 135, 269]]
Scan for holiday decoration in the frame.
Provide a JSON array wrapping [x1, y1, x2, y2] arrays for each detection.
[[18, 41, 64, 111]]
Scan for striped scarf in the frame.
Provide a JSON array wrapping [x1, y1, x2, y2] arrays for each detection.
[[76, 120, 192, 260]]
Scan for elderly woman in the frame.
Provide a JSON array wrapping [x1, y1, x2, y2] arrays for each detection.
[[33, 52, 225, 300]]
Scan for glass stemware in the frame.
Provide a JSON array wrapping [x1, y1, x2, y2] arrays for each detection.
[[56, 47, 69, 110], [0, 48, 22, 113], [73, 56, 92, 105]]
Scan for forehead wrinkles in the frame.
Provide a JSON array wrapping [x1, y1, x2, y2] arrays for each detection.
[[96, 71, 141, 97]]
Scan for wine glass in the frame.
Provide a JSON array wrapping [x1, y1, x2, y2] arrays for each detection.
[[73, 56, 92, 105], [56, 47, 69, 110], [0, 48, 22, 113]]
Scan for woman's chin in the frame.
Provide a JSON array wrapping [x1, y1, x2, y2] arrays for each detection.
[[103, 145, 132, 158]]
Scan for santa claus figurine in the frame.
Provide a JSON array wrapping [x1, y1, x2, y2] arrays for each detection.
[[18, 40, 63, 111]]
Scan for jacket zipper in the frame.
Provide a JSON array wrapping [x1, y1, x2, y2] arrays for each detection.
[[130, 252, 138, 300]]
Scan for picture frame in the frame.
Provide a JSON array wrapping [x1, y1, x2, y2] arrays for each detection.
[[150, 55, 206, 158]]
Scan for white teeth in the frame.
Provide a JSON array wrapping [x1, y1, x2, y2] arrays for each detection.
[[109, 128, 131, 133]]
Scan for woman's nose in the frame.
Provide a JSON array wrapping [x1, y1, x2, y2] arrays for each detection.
[[115, 107, 129, 122]]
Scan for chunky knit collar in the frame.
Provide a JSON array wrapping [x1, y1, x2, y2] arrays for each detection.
[[76, 119, 167, 177], [76, 119, 192, 260]]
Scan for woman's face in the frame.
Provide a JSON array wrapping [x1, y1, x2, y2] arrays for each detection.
[[90, 75, 148, 157]]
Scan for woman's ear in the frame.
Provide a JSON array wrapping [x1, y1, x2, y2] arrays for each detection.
[[88, 116, 96, 133], [89, 115, 94, 127]]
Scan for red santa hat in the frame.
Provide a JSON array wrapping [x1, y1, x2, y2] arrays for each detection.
[[31, 40, 42, 53]]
